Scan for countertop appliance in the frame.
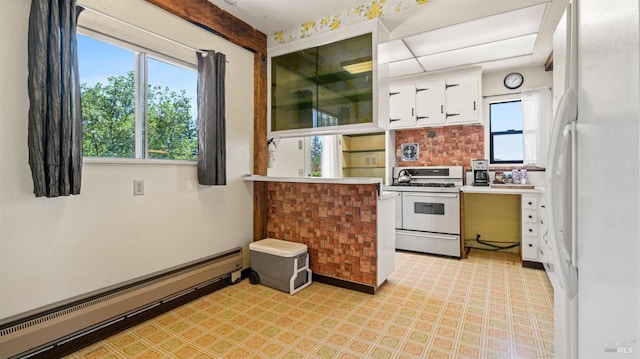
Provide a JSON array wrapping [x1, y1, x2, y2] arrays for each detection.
[[546, 1, 639, 358], [384, 166, 464, 257], [471, 159, 489, 186]]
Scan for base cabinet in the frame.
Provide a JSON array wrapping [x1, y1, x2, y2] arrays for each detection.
[[521, 194, 543, 262]]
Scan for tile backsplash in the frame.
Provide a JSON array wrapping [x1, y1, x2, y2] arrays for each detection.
[[395, 125, 484, 170]]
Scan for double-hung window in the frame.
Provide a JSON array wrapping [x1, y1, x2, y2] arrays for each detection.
[[489, 100, 524, 164], [77, 33, 198, 161]]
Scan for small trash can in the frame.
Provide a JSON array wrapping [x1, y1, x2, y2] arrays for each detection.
[[249, 238, 312, 295]]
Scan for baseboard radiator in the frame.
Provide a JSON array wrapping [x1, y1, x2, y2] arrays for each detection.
[[0, 247, 243, 359]]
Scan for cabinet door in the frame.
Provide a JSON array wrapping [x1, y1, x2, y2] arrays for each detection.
[[444, 75, 480, 124], [389, 85, 416, 128], [415, 80, 446, 126]]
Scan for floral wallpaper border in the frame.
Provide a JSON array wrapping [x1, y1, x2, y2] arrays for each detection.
[[269, 0, 429, 47]]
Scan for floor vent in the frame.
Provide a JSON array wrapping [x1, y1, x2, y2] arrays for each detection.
[[0, 247, 243, 359]]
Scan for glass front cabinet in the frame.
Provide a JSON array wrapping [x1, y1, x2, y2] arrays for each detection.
[[269, 22, 389, 137]]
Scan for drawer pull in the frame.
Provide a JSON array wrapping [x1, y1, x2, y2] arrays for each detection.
[[528, 215, 533, 219], [528, 201, 533, 205], [529, 229, 533, 233], [528, 243, 533, 247]]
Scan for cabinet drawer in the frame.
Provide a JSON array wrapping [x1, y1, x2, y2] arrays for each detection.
[[522, 235, 538, 260], [522, 224, 538, 236], [522, 209, 538, 223], [522, 197, 538, 210]]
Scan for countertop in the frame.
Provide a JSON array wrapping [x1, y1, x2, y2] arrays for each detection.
[[243, 175, 383, 185], [461, 185, 544, 195], [243, 175, 397, 200]]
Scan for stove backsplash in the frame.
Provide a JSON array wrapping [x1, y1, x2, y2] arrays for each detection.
[[395, 125, 484, 170]]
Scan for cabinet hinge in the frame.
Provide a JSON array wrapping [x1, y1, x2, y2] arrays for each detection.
[[445, 83, 460, 89], [389, 91, 400, 96]]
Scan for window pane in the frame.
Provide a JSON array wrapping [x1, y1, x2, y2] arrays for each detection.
[[147, 58, 198, 160], [310, 136, 322, 177], [492, 134, 524, 162], [490, 101, 522, 131], [78, 34, 135, 158]]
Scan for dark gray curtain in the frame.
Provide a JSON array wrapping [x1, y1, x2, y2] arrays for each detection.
[[197, 50, 226, 185], [27, 0, 83, 197]]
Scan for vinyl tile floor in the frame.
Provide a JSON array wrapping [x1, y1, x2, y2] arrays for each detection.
[[65, 249, 554, 359]]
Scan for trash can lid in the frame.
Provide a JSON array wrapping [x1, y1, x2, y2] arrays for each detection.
[[249, 238, 308, 257]]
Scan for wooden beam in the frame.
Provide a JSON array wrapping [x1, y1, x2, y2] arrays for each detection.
[[145, 0, 266, 55], [145, 0, 268, 241]]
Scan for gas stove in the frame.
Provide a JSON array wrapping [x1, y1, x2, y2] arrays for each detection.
[[384, 165, 464, 258], [385, 166, 464, 193]]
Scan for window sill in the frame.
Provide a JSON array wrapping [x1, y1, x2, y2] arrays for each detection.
[[83, 157, 197, 166]]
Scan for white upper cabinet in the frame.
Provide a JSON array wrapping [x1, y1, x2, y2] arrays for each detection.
[[444, 75, 480, 124], [415, 79, 446, 126], [389, 84, 416, 128], [389, 69, 482, 129]]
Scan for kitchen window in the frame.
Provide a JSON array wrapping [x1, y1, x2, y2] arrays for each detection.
[[77, 34, 198, 161], [489, 100, 524, 164]]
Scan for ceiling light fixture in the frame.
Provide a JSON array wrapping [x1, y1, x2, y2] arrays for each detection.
[[341, 57, 373, 74]]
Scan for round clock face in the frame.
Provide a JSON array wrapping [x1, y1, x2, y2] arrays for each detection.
[[504, 72, 524, 90]]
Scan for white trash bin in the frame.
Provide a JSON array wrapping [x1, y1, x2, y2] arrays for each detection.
[[249, 238, 312, 295]]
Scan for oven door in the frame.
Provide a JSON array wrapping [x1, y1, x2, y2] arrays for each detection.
[[402, 192, 460, 234]]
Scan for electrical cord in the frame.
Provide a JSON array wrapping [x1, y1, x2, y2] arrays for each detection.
[[475, 234, 520, 251]]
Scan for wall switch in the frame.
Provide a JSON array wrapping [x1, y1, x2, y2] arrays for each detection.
[[133, 179, 144, 195], [298, 168, 304, 176]]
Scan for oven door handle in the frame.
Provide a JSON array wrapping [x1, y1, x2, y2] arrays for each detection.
[[404, 193, 458, 198]]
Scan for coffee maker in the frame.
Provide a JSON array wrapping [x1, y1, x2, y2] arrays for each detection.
[[471, 159, 490, 186]]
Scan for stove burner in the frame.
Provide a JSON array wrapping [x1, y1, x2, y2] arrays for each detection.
[[391, 182, 456, 187]]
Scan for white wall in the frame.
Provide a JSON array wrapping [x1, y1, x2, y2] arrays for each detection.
[[267, 137, 306, 177], [0, 0, 254, 320]]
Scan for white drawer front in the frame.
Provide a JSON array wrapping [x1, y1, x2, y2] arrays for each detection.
[[522, 224, 538, 236], [522, 197, 538, 210], [522, 235, 538, 260], [522, 209, 538, 223]]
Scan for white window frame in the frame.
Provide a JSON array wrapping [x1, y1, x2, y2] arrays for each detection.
[[77, 29, 198, 164], [484, 94, 524, 165]]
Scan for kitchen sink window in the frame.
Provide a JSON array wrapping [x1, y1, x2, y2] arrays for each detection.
[[489, 100, 524, 164], [77, 33, 198, 161]]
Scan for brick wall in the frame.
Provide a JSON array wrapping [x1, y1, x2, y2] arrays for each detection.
[[395, 125, 484, 170], [265, 182, 378, 287]]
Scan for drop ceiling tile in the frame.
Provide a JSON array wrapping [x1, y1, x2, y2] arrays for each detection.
[[389, 58, 424, 77], [417, 34, 537, 72], [387, 40, 414, 63], [404, 3, 546, 57]]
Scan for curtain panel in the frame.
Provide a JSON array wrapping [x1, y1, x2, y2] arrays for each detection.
[[197, 50, 227, 185], [27, 0, 83, 197], [522, 87, 552, 167]]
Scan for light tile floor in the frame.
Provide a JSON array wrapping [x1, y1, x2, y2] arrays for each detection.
[[66, 249, 554, 358]]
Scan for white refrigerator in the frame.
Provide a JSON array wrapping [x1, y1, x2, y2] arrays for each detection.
[[546, 0, 640, 358]]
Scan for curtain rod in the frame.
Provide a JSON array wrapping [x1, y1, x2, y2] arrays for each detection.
[[78, 4, 205, 55], [483, 86, 551, 99]]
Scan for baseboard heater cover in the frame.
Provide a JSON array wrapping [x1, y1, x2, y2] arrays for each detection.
[[0, 247, 243, 359]]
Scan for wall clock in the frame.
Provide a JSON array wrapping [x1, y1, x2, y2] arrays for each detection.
[[401, 143, 419, 161], [504, 72, 524, 90]]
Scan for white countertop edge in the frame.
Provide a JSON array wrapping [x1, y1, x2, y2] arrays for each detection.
[[243, 175, 383, 185], [460, 185, 545, 194]]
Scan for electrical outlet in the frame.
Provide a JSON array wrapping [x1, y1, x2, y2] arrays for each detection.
[[133, 179, 144, 195], [298, 168, 304, 176]]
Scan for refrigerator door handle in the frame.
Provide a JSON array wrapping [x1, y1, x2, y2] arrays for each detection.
[[570, 121, 577, 268], [546, 89, 578, 298]]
